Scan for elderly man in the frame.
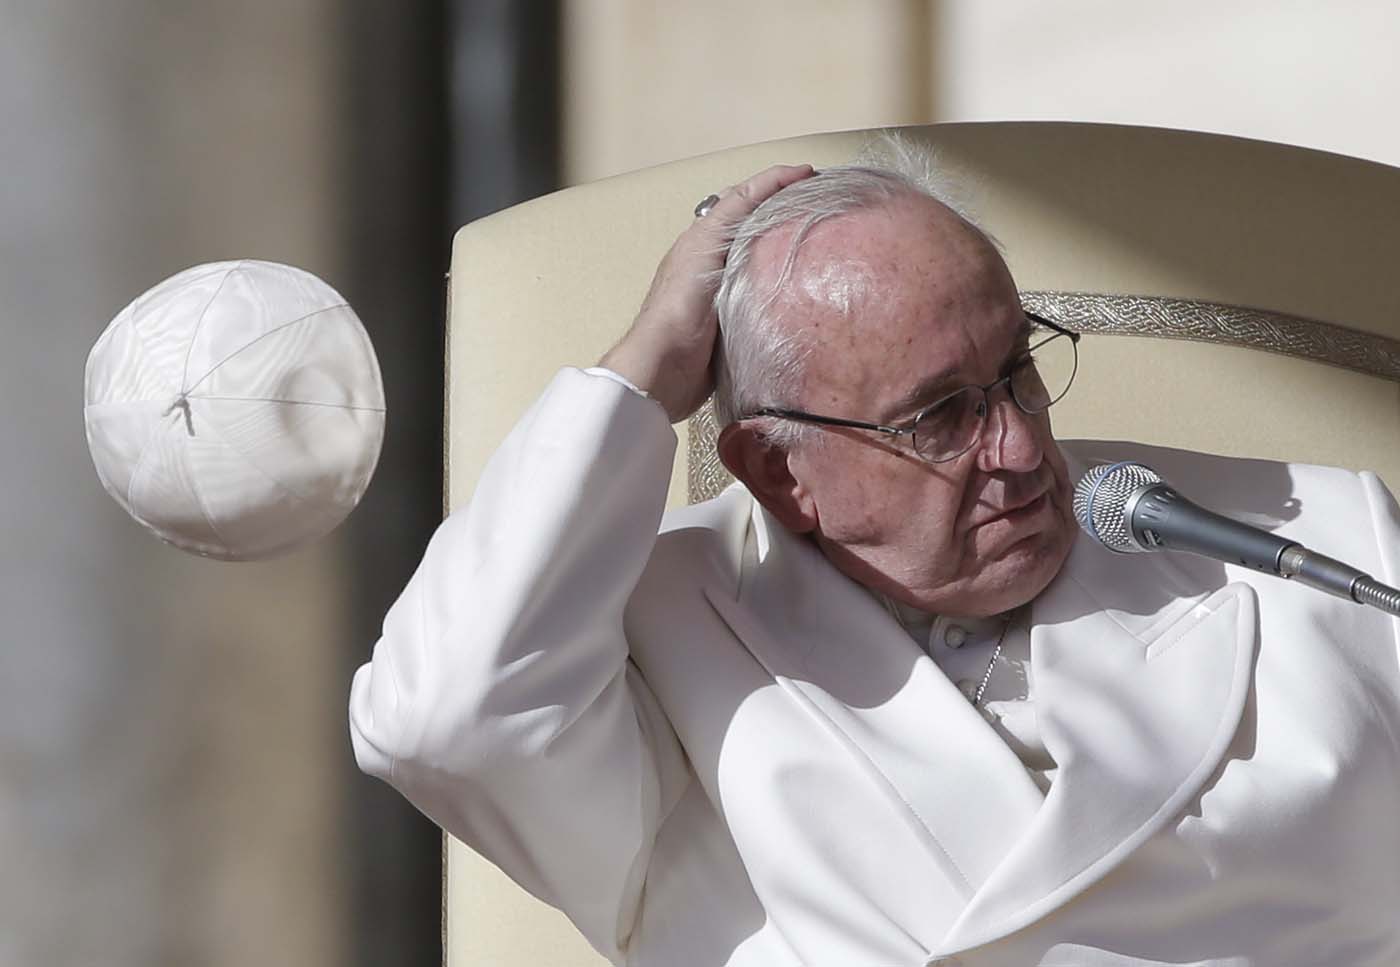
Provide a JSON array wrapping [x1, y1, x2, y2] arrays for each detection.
[[350, 153, 1400, 966]]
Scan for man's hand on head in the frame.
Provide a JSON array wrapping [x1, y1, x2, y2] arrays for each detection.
[[599, 164, 817, 424]]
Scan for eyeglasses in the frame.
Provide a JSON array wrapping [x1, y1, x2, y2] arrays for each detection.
[[751, 311, 1080, 464]]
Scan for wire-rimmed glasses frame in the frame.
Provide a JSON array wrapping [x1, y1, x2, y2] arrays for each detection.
[[749, 311, 1080, 464]]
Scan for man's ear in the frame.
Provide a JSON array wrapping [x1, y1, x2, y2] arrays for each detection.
[[716, 422, 817, 534]]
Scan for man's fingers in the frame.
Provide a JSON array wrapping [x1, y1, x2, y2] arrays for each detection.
[[670, 162, 817, 276], [611, 164, 816, 421], [704, 163, 816, 226]]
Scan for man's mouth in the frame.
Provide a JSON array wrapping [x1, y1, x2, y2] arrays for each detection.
[[970, 487, 1051, 528]]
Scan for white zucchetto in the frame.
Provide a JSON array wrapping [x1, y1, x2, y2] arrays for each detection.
[[84, 260, 385, 561]]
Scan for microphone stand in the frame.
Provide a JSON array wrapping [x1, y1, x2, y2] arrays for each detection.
[[1278, 546, 1400, 616]]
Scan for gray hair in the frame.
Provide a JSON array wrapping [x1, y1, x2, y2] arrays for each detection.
[[710, 132, 995, 447]]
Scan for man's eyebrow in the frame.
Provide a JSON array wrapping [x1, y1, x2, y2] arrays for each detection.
[[885, 367, 960, 421], [885, 317, 1036, 421]]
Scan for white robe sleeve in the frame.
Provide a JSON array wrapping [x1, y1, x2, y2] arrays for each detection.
[[1360, 470, 1400, 662], [348, 367, 688, 963]]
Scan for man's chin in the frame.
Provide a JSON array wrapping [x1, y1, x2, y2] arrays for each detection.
[[977, 521, 1074, 612]]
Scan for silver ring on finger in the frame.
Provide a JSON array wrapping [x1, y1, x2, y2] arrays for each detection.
[[693, 193, 721, 219]]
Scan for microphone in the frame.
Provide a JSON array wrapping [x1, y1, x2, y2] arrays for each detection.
[[1074, 461, 1400, 616]]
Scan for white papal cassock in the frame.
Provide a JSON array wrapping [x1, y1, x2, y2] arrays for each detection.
[[351, 368, 1400, 967]]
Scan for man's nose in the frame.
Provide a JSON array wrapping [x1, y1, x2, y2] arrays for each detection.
[[975, 390, 1044, 474]]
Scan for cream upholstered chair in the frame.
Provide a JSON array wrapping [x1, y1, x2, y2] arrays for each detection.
[[444, 123, 1400, 966]]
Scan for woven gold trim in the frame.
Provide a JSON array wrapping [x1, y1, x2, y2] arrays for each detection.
[[686, 293, 1400, 505], [1022, 292, 1400, 382], [686, 403, 730, 506]]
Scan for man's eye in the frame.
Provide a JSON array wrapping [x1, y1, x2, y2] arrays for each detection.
[[916, 394, 970, 433]]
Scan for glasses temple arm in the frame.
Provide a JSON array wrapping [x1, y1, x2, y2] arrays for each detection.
[[1024, 310, 1081, 343], [751, 408, 909, 436]]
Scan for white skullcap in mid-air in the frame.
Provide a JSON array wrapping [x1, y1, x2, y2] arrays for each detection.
[[84, 260, 386, 561]]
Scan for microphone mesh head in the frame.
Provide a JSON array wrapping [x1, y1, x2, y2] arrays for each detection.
[[1073, 461, 1163, 551]]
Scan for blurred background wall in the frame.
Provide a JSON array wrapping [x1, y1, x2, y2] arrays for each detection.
[[1, 2, 480, 965], [1, 2, 1397, 966], [561, 0, 1400, 183]]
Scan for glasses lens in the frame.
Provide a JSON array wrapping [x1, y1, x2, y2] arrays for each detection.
[[1012, 330, 1077, 413], [912, 387, 985, 462]]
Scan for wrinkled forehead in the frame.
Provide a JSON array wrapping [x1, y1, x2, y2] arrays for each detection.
[[755, 199, 1023, 411], [754, 198, 1013, 331]]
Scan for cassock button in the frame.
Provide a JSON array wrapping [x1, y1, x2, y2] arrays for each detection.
[[956, 678, 977, 702], [944, 624, 968, 648]]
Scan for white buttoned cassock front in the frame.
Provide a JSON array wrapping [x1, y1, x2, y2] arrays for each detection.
[[350, 369, 1400, 966]]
